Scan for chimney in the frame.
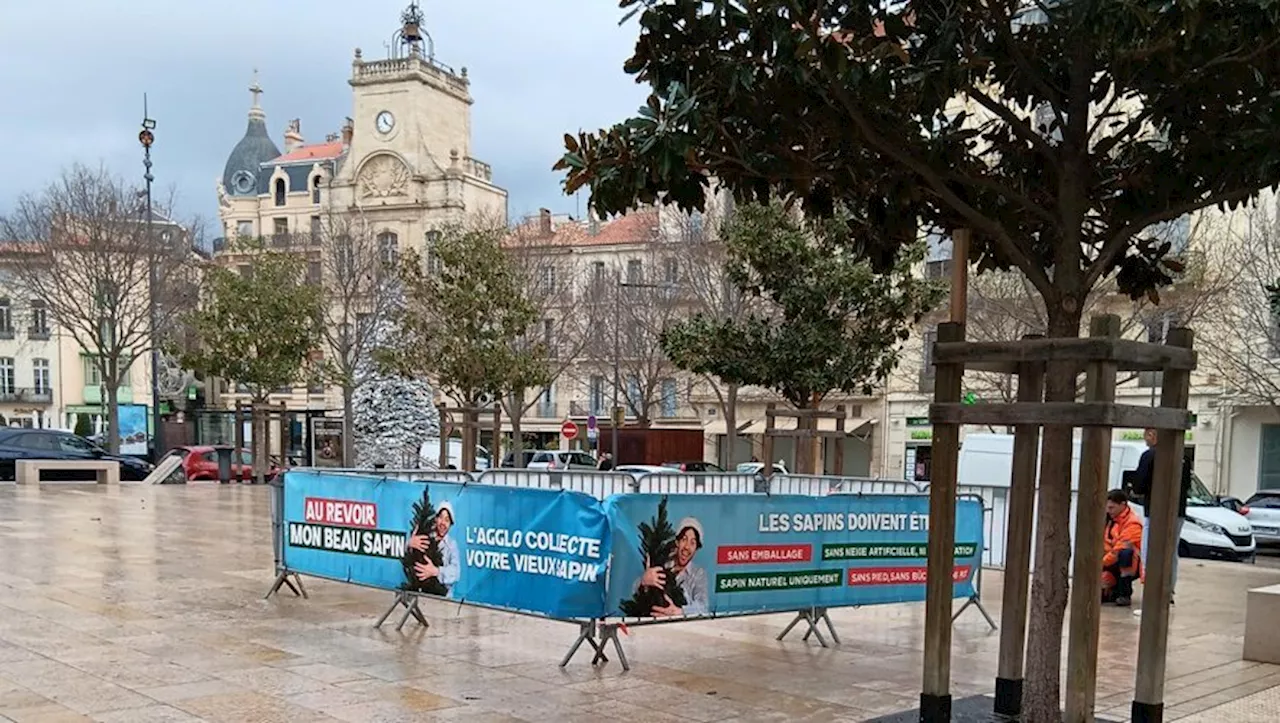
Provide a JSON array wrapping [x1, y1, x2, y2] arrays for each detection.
[[539, 208, 552, 236], [284, 119, 304, 152], [588, 208, 600, 236], [341, 117, 354, 147]]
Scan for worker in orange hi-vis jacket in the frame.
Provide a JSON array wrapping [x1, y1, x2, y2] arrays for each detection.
[[1102, 488, 1144, 607]]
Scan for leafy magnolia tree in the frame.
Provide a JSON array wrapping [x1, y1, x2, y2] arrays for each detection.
[[661, 202, 941, 472], [0, 164, 198, 453], [178, 239, 324, 480], [379, 221, 545, 464], [558, 2, 1280, 716]]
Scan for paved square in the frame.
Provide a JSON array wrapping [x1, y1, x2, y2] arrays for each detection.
[[1, 484, 1278, 721]]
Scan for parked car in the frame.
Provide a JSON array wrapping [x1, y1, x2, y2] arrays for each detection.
[[1221, 491, 1280, 546], [957, 433, 1256, 562], [418, 438, 491, 471], [0, 429, 153, 482], [500, 450, 540, 468], [736, 461, 790, 476], [161, 445, 281, 483], [662, 461, 725, 472], [617, 464, 679, 480], [527, 450, 598, 471]]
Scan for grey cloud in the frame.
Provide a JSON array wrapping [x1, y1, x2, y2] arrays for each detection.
[[0, 0, 646, 232]]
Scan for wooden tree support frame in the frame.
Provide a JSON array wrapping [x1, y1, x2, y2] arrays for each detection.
[[436, 404, 500, 472], [232, 401, 293, 483], [919, 314, 1195, 723], [760, 403, 851, 476]]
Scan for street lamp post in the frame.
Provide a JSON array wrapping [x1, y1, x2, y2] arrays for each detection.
[[139, 97, 162, 462], [612, 276, 678, 463]]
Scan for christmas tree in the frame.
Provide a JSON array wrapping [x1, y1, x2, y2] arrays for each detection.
[[352, 284, 440, 468], [400, 488, 449, 596], [618, 496, 688, 617]]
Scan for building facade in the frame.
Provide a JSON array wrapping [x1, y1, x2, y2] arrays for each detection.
[[213, 11, 507, 413]]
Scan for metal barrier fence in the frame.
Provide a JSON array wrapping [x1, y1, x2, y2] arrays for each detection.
[[927, 482, 1082, 571], [268, 467, 995, 668], [476, 469, 638, 498], [304, 468, 927, 500], [774, 474, 925, 496]]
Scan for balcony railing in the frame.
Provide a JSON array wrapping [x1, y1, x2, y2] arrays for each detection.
[[27, 327, 50, 341], [0, 387, 53, 404]]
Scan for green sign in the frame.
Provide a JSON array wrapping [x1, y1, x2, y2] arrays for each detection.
[[906, 417, 930, 428], [962, 392, 978, 405], [821, 542, 977, 561], [1120, 430, 1194, 442], [716, 569, 843, 593]]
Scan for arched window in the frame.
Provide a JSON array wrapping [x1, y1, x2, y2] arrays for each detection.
[[312, 175, 322, 204], [274, 178, 286, 206], [377, 232, 399, 265]]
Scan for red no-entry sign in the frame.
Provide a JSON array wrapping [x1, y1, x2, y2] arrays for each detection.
[[561, 420, 579, 440]]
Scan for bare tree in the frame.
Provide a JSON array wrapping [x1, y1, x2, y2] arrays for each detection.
[[666, 206, 763, 465], [911, 219, 1226, 408], [500, 224, 594, 466], [1201, 199, 1280, 408], [313, 211, 399, 464], [579, 246, 687, 428], [0, 165, 198, 453]]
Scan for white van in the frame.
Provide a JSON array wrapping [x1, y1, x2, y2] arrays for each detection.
[[957, 433, 1255, 562], [418, 438, 491, 471]]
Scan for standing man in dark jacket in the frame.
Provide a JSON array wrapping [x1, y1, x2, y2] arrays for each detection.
[[1130, 428, 1191, 603]]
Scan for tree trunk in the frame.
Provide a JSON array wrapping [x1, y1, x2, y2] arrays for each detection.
[[342, 383, 355, 467], [1023, 302, 1084, 722], [252, 399, 268, 484], [724, 383, 739, 467], [104, 380, 121, 455], [509, 391, 526, 469]]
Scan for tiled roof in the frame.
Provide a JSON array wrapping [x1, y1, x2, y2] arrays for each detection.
[[271, 141, 345, 164], [505, 208, 660, 249]]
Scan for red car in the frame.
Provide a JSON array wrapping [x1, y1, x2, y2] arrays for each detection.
[[163, 445, 281, 483]]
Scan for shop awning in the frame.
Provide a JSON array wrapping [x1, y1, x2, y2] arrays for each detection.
[[737, 417, 877, 437]]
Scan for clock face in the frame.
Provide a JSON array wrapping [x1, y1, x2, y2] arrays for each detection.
[[232, 171, 254, 194], [376, 110, 395, 134]]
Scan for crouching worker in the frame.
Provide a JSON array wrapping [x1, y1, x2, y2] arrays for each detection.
[[1102, 489, 1144, 607]]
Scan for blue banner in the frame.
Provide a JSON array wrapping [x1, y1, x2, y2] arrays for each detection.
[[282, 471, 610, 619], [603, 494, 982, 619]]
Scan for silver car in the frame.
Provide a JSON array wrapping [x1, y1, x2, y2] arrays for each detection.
[[527, 450, 598, 471], [1242, 490, 1280, 544]]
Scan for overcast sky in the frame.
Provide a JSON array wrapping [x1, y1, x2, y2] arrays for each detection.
[[0, 0, 646, 236]]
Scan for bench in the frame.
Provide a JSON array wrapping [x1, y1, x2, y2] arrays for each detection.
[[16, 459, 120, 486], [1243, 584, 1280, 664]]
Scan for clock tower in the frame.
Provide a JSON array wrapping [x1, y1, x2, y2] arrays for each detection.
[[326, 1, 507, 242]]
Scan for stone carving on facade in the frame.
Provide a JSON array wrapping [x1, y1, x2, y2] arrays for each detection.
[[356, 154, 411, 200], [216, 178, 231, 209]]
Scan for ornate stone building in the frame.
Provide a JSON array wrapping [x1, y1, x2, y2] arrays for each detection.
[[213, 7, 507, 413]]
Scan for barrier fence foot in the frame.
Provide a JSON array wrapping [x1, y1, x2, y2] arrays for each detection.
[[559, 621, 604, 669], [594, 623, 630, 672], [265, 570, 306, 600], [818, 607, 840, 645], [951, 594, 997, 631], [778, 608, 834, 648], [374, 591, 428, 630], [993, 677, 1022, 718]]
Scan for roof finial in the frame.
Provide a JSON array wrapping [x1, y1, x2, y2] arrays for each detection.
[[248, 68, 265, 122]]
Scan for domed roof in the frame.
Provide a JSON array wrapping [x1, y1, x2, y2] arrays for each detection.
[[222, 117, 281, 197], [222, 73, 282, 197]]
